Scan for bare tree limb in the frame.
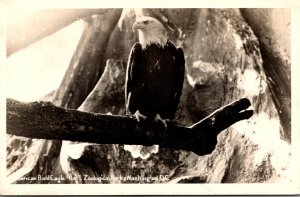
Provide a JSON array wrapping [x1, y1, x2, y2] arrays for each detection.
[[6, 98, 253, 156], [52, 9, 122, 108], [6, 9, 118, 56]]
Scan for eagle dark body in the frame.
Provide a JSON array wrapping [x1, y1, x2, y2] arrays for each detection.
[[125, 40, 185, 120]]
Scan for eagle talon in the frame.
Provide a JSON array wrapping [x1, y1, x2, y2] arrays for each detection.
[[134, 110, 147, 122], [154, 114, 168, 130]]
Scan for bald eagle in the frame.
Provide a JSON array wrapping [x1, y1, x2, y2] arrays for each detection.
[[124, 16, 185, 159]]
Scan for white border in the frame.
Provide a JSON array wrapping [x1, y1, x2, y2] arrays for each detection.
[[1, 0, 300, 195]]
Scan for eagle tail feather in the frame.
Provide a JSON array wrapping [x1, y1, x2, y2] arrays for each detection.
[[124, 145, 159, 159]]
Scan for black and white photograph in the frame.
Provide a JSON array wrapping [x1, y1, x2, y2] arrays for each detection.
[[1, 0, 300, 195]]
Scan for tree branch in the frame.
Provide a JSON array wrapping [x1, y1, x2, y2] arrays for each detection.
[[6, 9, 119, 57], [6, 98, 253, 156], [52, 10, 122, 108]]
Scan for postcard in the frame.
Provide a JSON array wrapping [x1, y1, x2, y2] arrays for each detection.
[[1, 0, 299, 195]]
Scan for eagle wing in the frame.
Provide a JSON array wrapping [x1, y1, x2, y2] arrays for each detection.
[[125, 43, 142, 115], [172, 47, 185, 113]]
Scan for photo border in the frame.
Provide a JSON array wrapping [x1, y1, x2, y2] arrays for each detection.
[[1, 0, 299, 195]]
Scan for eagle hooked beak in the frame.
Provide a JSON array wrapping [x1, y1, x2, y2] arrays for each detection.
[[132, 21, 142, 32]]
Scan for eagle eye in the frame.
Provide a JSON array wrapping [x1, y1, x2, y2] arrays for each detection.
[[144, 20, 149, 25]]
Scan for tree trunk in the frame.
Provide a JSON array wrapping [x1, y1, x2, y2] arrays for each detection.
[[52, 9, 122, 108], [240, 9, 291, 142]]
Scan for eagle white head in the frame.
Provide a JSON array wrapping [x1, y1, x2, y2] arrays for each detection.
[[132, 16, 168, 49]]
